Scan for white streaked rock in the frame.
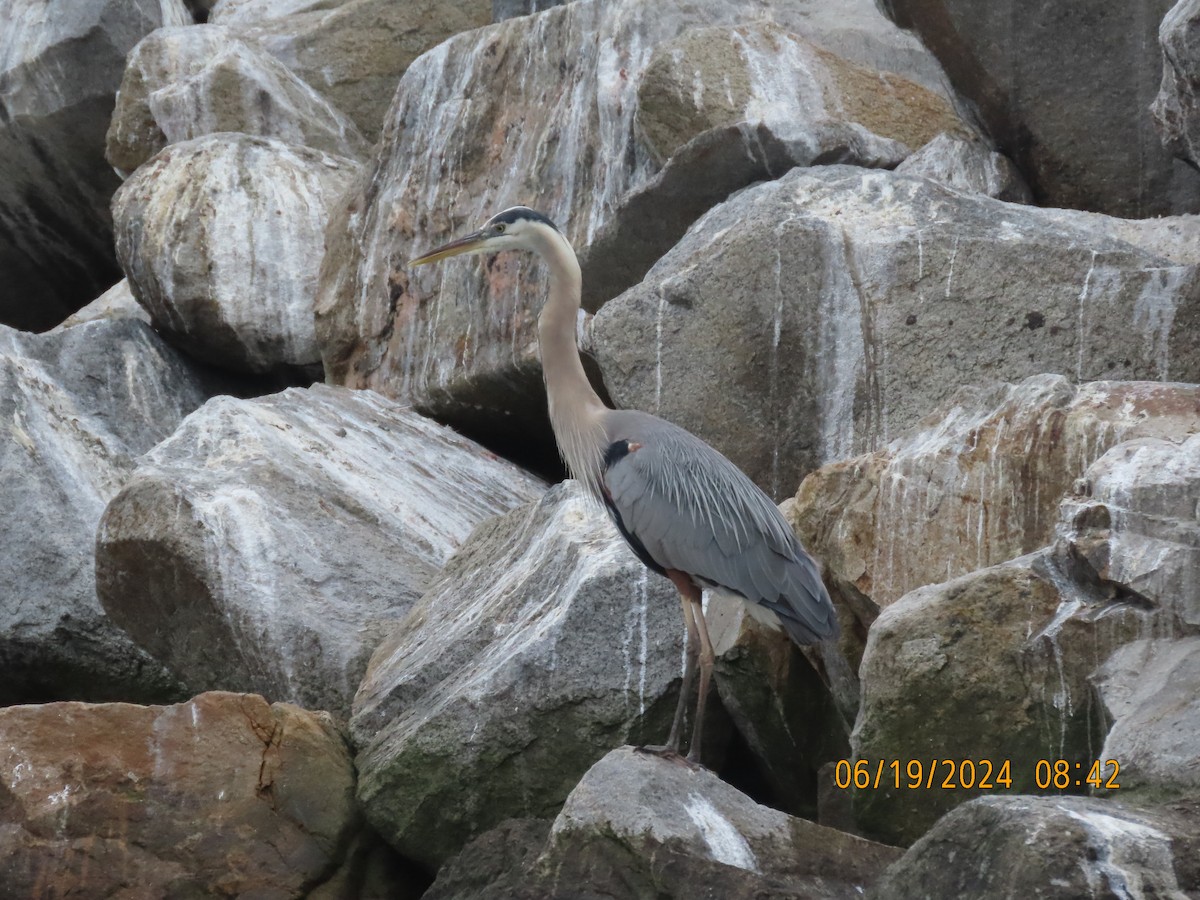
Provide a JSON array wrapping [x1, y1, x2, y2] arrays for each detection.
[[106, 24, 369, 176], [594, 167, 1200, 499], [0, 0, 191, 330], [1093, 637, 1200, 798], [114, 133, 360, 374], [0, 319, 209, 703], [96, 384, 545, 716], [540, 747, 900, 897], [351, 481, 684, 869], [315, 0, 958, 451]]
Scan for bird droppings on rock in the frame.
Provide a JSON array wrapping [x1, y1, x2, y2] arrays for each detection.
[[6, 0, 1200, 895]]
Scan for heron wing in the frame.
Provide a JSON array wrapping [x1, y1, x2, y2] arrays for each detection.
[[601, 412, 838, 643]]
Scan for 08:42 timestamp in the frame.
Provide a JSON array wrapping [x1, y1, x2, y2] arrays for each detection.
[[834, 758, 1121, 791]]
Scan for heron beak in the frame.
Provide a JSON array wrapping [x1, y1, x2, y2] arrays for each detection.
[[408, 229, 489, 267]]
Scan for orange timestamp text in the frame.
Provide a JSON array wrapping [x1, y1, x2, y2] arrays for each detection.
[[834, 758, 1121, 791]]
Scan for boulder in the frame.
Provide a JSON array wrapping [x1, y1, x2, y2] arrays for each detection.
[[209, 0, 492, 138], [316, 0, 959, 458], [580, 23, 971, 311], [424, 818, 554, 900], [706, 595, 852, 820], [0, 0, 190, 330], [535, 747, 902, 899], [634, 23, 965, 167], [789, 377, 1200, 613], [0, 692, 416, 897], [850, 549, 1151, 846], [351, 481, 686, 869], [47, 279, 151, 333], [870, 795, 1200, 898], [106, 24, 369, 176], [883, 0, 1200, 216], [895, 132, 1032, 202], [1153, 0, 1200, 171], [1093, 638, 1200, 800], [96, 384, 544, 717], [1059, 433, 1200, 629], [113, 133, 359, 374], [492, 0, 568, 21], [593, 167, 1200, 498], [0, 319, 209, 704]]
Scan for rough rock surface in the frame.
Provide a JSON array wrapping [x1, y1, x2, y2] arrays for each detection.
[[1059, 433, 1200, 630], [870, 795, 1200, 898], [0, 319, 209, 704], [895, 132, 1032, 202], [578, 23, 970, 311], [0, 692, 409, 897], [706, 595, 851, 819], [634, 23, 965, 167], [536, 748, 902, 899], [883, 0, 1200, 216], [850, 549, 1152, 846], [209, 0, 492, 138], [1155, 0, 1200, 171], [492, 0, 568, 21], [424, 818, 554, 900], [96, 385, 544, 717], [47, 279, 152, 333], [790, 377, 1200, 613], [352, 482, 686, 870], [114, 133, 359, 374], [1093, 638, 1200, 800], [316, 0, 957, 457], [593, 167, 1200, 498], [0, 0, 190, 330], [106, 24, 369, 176]]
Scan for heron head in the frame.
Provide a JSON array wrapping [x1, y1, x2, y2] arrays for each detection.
[[409, 206, 561, 267]]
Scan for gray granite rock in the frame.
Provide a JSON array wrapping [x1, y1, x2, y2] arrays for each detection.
[[0, 0, 191, 330], [96, 384, 544, 717], [1093, 638, 1200, 801], [0, 319, 209, 704], [883, 0, 1200, 216], [210, 0, 492, 138], [538, 747, 902, 899], [106, 24, 369, 176], [1060, 433, 1200, 630], [789, 377, 1200, 613], [593, 167, 1200, 498], [870, 795, 1200, 898], [895, 132, 1032, 202], [351, 482, 687, 869], [48, 280, 152, 333], [316, 0, 959, 462], [1154, 0, 1200, 171], [114, 133, 359, 374], [850, 549, 1151, 845]]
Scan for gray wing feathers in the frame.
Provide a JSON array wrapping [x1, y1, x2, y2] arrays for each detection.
[[603, 414, 838, 643]]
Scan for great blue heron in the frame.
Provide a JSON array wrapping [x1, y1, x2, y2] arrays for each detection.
[[411, 206, 839, 763]]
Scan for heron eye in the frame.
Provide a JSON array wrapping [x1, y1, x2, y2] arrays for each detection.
[[495, 223, 507, 233]]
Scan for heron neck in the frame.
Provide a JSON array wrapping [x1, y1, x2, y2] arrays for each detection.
[[535, 230, 607, 492]]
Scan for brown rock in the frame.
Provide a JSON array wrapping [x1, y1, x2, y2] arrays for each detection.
[[210, 0, 492, 139], [0, 692, 404, 897], [790, 376, 1200, 616], [636, 23, 968, 165]]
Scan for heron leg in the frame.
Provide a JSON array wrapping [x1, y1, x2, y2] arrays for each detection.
[[665, 593, 700, 754], [687, 594, 716, 765]]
